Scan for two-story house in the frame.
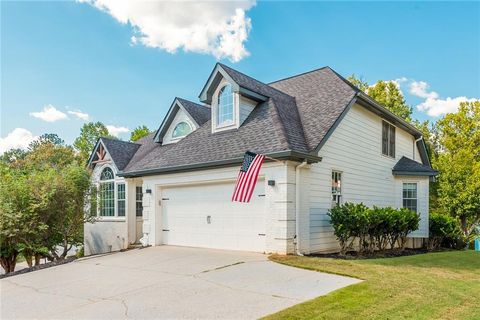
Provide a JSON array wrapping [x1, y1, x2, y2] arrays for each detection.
[[85, 63, 437, 256]]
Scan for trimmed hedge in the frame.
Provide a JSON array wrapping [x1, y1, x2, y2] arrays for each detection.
[[328, 203, 420, 255]]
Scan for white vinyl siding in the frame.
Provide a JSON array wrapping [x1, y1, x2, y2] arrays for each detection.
[[303, 103, 428, 253]]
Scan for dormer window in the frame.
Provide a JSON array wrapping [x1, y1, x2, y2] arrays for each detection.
[[217, 84, 234, 126], [172, 121, 192, 139]]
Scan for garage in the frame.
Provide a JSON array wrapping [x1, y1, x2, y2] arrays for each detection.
[[160, 180, 266, 252]]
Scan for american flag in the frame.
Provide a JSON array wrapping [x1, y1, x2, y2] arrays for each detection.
[[232, 151, 265, 203]]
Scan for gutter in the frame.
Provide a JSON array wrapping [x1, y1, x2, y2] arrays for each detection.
[[118, 150, 322, 177], [295, 161, 308, 256]]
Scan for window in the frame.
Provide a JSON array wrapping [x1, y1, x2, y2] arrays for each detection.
[[136, 186, 143, 217], [99, 167, 115, 216], [117, 183, 125, 217], [382, 120, 396, 158], [403, 183, 417, 213], [172, 122, 192, 138], [332, 171, 342, 206], [217, 84, 234, 125]]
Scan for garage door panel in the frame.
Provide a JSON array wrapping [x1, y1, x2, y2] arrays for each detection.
[[161, 180, 266, 252]]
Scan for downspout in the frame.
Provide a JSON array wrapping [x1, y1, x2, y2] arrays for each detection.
[[413, 136, 423, 161], [295, 160, 308, 256]]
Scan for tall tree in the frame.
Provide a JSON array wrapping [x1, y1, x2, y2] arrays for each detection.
[[130, 125, 151, 142], [434, 101, 480, 244], [347, 75, 413, 122], [73, 122, 112, 163], [347, 74, 369, 93]]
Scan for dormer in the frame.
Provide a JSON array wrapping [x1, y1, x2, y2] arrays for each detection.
[[199, 63, 268, 133], [154, 98, 210, 144]]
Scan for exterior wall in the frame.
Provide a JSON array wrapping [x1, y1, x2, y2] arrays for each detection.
[[303, 103, 430, 253], [84, 159, 131, 256], [162, 108, 198, 145], [239, 95, 256, 125], [394, 176, 430, 237], [139, 161, 296, 254]]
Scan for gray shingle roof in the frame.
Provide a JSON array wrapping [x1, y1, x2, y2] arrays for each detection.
[[100, 138, 140, 170], [176, 97, 210, 126], [392, 156, 438, 176], [269, 67, 358, 151], [110, 64, 433, 177]]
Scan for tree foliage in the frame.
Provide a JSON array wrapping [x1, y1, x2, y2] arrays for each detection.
[[433, 101, 480, 244], [348, 75, 413, 122], [0, 137, 95, 273], [130, 125, 151, 142], [73, 122, 112, 163]]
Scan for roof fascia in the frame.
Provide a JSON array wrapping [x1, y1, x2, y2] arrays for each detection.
[[118, 150, 322, 178], [313, 94, 358, 153], [392, 170, 438, 176], [199, 64, 239, 104], [356, 93, 422, 137], [238, 87, 268, 102], [356, 93, 433, 166]]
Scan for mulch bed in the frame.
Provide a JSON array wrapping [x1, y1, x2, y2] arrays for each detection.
[[0, 256, 77, 279], [310, 248, 439, 260]]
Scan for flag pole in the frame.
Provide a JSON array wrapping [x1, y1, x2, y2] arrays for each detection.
[[264, 155, 285, 164]]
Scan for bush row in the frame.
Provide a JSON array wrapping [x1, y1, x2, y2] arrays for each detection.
[[327, 203, 420, 255]]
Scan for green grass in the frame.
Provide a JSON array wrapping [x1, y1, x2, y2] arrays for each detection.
[[267, 251, 480, 320]]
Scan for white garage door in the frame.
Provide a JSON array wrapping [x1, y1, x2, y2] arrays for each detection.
[[161, 180, 266, 252]]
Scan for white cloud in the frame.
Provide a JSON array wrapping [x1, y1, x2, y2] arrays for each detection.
[[78, 0, 255, 62], [30, 105, 68, 122], [417, 96, 477, 117], [409, 81, 439, 99], [407, 80, 477, 116], [67, 110, 90, 121], [106, 125, 130, 137], [0, 128, 38, 154]]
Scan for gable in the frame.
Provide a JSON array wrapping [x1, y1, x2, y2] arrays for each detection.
[[87, 138, 140, 171], [162, 108, 198, 144], [154, 98, 209, 144]]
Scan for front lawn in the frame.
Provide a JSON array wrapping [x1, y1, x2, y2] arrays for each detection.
[[267, 251, 479, 320]]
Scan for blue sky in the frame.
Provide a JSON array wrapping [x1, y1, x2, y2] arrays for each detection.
[[1, 1, 479, 152]]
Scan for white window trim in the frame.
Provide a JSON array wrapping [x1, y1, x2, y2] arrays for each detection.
[[212, 80, 239, 133], [96, 165, 126, 221], [331, 170, 343, 207], [171, 121, 193, 140], [402, 181, 419, 213]]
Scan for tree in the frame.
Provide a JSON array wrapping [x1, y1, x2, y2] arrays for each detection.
[[434, 101, 480, 244], [130, 125, 151, 142], [368, 81, 413, 122], [347, 74, 369, 93], [0, 136, 95, 273], [28, 133, 64, 151], [73, 122, 112, 163], [347, 75, 413, 122]]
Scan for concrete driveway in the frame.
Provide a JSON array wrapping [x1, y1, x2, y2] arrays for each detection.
[[1, 246, 360, 319]]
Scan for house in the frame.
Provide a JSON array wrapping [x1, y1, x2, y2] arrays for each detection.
[[84, 63, 438, 256]]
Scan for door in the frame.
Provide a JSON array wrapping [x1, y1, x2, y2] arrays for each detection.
[[161, 180, 266, 252]]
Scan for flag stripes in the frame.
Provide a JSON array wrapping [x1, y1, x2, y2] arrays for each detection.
[[232, 152, 265, 202]]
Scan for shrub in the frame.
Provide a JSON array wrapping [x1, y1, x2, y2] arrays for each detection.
[[428, 212, 459, 250], [328, 203, 420, 255]]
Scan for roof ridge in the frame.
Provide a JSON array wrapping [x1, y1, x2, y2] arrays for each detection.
[[268, 66, 330, 85]]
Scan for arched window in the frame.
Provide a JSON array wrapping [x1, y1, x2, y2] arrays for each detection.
[[217, 84, 234, 125], [99, 167, 114, 216], [172, 122, 192, 138]]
